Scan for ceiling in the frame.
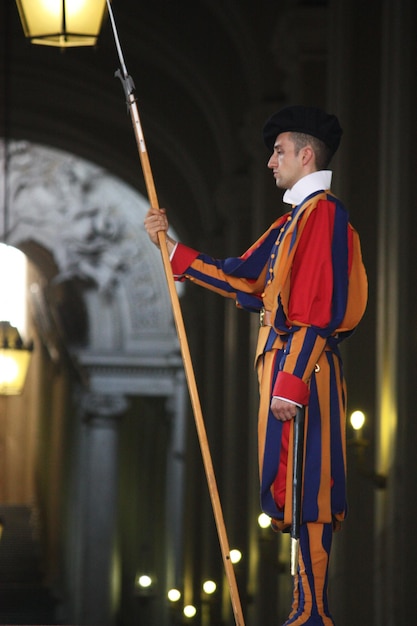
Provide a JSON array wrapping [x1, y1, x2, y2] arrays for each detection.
[[1, 1, 297, 245]]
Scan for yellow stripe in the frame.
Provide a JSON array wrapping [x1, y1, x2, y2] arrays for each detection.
[[257, 350, 274, 481]]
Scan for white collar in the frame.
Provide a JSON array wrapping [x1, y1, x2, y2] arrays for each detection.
[[283, 170, 332, 206]]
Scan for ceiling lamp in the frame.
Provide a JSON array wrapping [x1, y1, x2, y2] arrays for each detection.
[[0, 321, 33, 395], [15, 0, 109, 48]]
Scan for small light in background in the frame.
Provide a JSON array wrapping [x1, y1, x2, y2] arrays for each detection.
[[350, 410, 366, 431], [348, 409, 387, 489], [229, 549, 242, 564], [183, 604, 197, 618], [202, 580, 216, 595], [348, 409, 368, 450], [136, 574, 152, 589], [258, 513, 271, 529], [167, 588, 181, 602]]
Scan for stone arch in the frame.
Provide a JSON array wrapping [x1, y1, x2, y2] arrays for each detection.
[[1, 139, 181, 358]]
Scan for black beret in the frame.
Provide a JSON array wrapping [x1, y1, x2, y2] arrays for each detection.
[[263, 105, 343, 156]]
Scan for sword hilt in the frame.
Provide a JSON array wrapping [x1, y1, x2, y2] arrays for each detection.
[[290, 537, 299, 576]]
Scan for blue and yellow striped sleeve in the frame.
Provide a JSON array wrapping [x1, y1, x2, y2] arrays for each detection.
[[170, 219, 286, 312]]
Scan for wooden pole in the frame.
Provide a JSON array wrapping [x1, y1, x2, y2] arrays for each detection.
[[105, 3, 245, 623], [129, 92, 245, 626]]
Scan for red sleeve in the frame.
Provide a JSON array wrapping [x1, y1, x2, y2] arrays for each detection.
[[273, 371, 310, 405], [171, 243, 200, 279]]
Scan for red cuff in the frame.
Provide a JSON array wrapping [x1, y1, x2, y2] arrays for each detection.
[[171, 243, 200, 279], [273, 371, 310, 405]]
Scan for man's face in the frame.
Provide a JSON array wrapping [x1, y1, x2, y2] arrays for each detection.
[[267, 132, 304, 190]]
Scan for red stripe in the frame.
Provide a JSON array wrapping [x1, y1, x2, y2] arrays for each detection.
[[273, 420, 290, 509], [289, 200, 336, 327], [171, 243, 199, 278]]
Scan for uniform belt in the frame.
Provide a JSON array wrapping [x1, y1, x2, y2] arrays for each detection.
[[259, 308, 273, 327]]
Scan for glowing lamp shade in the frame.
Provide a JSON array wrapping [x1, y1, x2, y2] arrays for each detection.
[[0, 322, 33, 396], [15, 0, 109, 48]]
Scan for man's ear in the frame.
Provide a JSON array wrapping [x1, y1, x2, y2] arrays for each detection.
[[301, 145, 315, 166]]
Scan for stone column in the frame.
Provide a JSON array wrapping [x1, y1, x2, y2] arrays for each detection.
[[164, 371, 187, 593], [375, 2, 415, 624], [78, 392, 128, 626]]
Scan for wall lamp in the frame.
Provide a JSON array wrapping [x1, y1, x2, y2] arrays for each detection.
[[15, 0, 109, 48], [348, 410, 387, 489], [0, 321, 33, 395]]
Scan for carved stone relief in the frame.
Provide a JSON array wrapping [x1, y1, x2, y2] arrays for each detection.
[[0, 140, 181, 356]]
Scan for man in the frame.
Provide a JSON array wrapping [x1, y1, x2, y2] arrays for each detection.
[[145, 105, 367, 625]]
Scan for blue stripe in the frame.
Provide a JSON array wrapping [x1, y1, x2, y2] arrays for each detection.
[[292, 327, 319, 379], [187, 265, 264, 312], [260, 351, 286, 519], [329, 196, 349, 332], [187, 266, 237, 294], [223, 228, 280, 279]]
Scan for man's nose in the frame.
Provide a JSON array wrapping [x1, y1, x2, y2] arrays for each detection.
[[267, 153, 276, 168]]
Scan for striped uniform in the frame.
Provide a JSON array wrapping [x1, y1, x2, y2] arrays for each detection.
[[171, 190, 367, 530]]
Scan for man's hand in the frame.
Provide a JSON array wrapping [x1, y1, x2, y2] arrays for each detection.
[[144, 207, 176, 253], [270, 397, 298, 422]]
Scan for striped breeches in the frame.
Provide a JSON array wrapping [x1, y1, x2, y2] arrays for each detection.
[[257, 344, 347, 527]]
